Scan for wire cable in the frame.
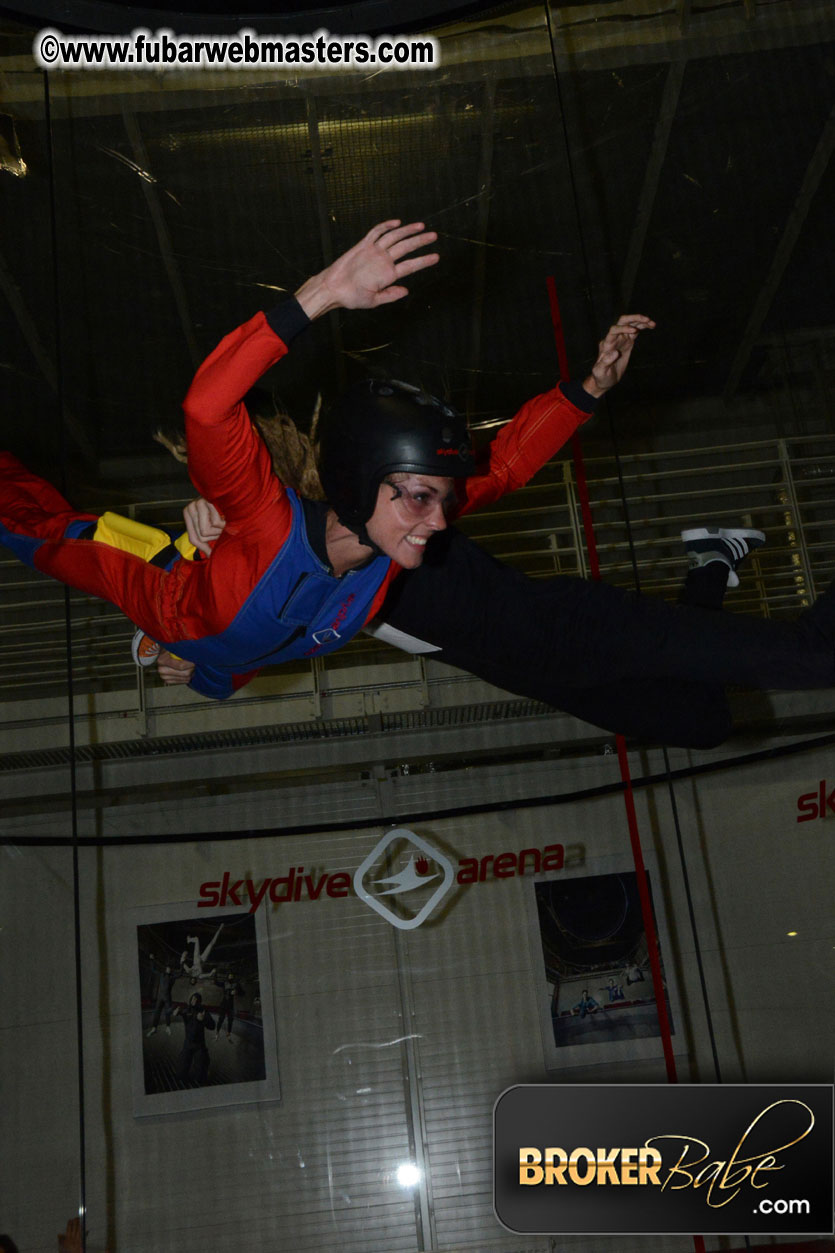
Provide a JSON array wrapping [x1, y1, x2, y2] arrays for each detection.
[[43, 67, 88, 1253]]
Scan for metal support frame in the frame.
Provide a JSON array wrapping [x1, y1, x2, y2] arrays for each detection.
[[122, 108, 199, 368], [465, 78, 496, 418], [619, 60, 686, 308], [777, 437, 816, 604], [725, 102, 835, 399], [311, 654, 324, 718], [136, 659, 149, 738], [305, 93, 345, 389], [0, 247, 96, 461], [417, 655, 431, 708], [566, 466, 590, 580]]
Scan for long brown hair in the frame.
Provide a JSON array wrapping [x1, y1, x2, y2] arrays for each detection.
[[154, 390, 325, 500]]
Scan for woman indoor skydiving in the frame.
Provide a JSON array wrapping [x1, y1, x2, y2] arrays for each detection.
[[2, 220, 834, 748]]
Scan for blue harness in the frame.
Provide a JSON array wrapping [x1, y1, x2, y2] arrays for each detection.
[[163, 490, 391, 699]]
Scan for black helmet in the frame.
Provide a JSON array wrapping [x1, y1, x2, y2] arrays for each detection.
[[318, 379, 477, 538]]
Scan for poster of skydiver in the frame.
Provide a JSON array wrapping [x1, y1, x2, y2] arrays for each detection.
[[128, 903, 281, 1117]]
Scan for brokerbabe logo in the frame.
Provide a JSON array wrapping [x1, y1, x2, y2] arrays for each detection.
[[494, 1084, 834, 1236]]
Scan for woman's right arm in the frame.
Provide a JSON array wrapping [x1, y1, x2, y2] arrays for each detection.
[[183, 304, 307, 525], [184, 220, 439, 524]]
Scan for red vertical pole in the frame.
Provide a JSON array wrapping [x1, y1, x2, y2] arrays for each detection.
[[545, 275, 677, 1085]]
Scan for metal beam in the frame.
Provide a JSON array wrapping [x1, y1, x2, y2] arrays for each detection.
[[550, 0, 831, 73], [305, 93, 345, 389], [465, 78, 496, 418], [725, 101, 835, 399], [121, 107, 199, 367], [0, 246, 97, 461], [620, 59, 686, 308]]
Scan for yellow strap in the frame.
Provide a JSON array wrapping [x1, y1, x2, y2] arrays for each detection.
[[174, 532, 197, 561], [93, 511, 171, 561], [92, 511, 197, 563], [91, 512, 193, 663]]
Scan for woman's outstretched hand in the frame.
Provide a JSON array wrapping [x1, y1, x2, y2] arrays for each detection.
[[294, 220, 439, 319], [583, 314, 656, 398]]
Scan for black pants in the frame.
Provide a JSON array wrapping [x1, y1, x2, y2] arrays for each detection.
[[377, 529, 835, 748], [177, 1043, 210, 1085], [151, 995, 173, 1028]]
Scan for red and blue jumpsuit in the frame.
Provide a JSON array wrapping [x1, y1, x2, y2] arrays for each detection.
[[0, 298, 596, 699]]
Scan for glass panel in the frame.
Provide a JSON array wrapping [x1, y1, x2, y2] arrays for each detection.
[[1, 2, 833, 1250]]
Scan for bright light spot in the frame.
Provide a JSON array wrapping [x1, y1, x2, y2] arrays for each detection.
[[787, 931, 798, 937], [396, 1162, 421, 1188]]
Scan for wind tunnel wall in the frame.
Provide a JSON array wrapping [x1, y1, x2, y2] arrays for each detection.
[[1, 2, 834, 1250]]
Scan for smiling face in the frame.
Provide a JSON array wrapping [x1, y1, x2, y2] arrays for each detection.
[[364, 473, 455, 567]]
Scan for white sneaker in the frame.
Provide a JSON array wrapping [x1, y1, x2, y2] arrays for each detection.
[[131, 629, 160, 667], [681, 526, 766, 589]]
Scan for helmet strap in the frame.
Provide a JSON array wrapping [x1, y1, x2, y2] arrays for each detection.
[[352, 518, 383, 557], [334, 511, 383, 559]]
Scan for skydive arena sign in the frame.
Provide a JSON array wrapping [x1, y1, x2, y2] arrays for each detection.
[[494, 1084, 834, 1236], [196, 829, 565, 927]]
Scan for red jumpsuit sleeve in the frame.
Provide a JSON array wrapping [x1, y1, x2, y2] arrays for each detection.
[[182, 311, 291, 528], [454, 383, 594, 517]]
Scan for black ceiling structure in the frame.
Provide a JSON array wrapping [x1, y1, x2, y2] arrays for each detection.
[[1, 0, 833, 480]]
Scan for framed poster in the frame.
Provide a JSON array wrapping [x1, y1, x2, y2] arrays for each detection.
[[526, 851, 682, 1071], [128, 902, 280, 1117]]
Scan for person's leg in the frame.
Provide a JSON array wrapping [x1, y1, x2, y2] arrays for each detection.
[[682, 525, 765, 589], [0, 453, 97, 538], [376, 529, 733, 746], [378, 526, 835, 700], [200, 923, 223, 965], [0, 453, 175, 639], [195, 1047, 210, 1085], [176, 1045, 194, 1083], [544, 569, 835, 691], [680, 561, 732, 611]]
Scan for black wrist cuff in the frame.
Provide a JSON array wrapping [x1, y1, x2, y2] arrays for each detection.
[[265, 296, 311, 346], [559, 379, 598, 414]]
